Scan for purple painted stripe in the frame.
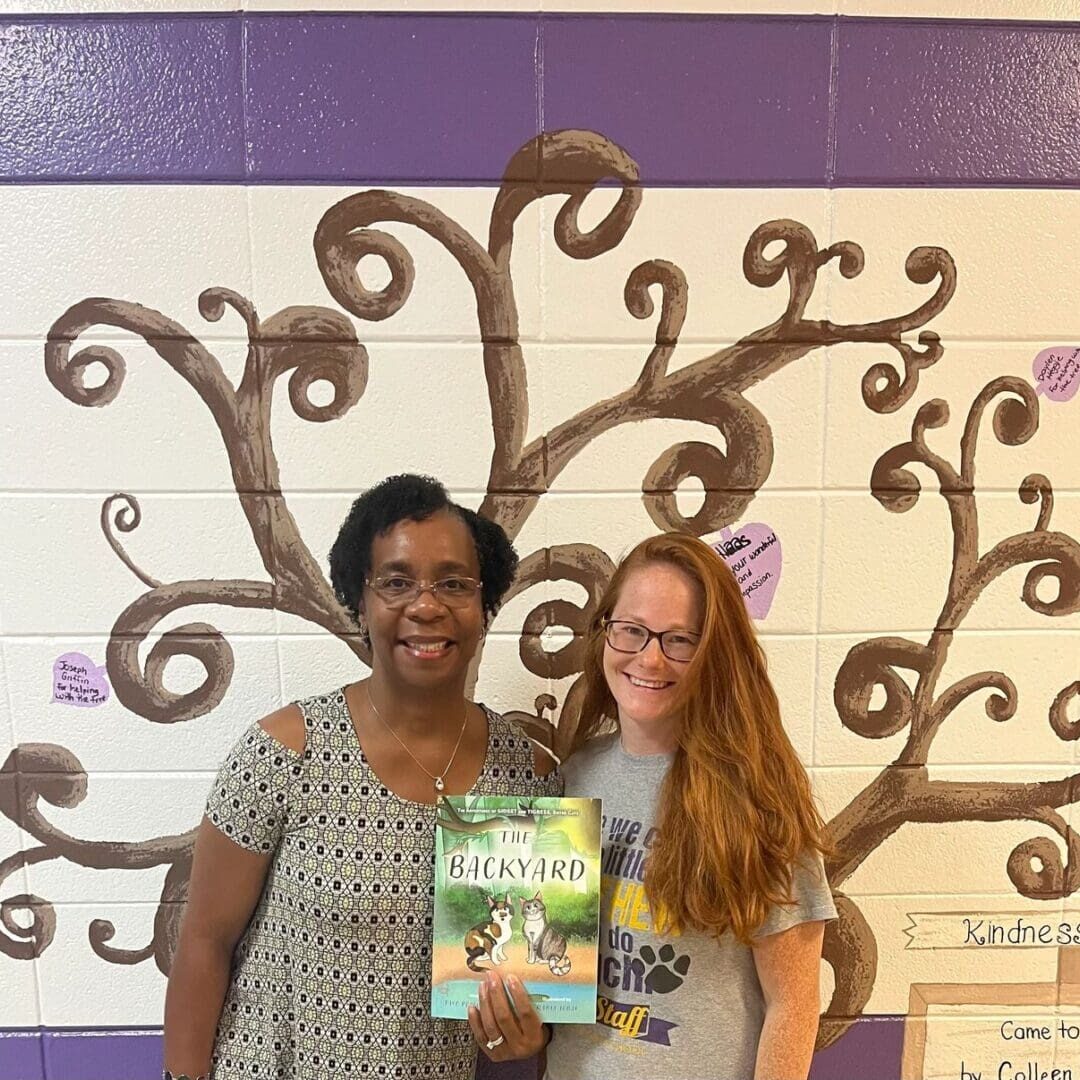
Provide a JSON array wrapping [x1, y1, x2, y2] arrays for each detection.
[[0, 1029, 44, 1080], [0, 1020, 907, 1080], [835, 17, 1080, 185], [41, 1029, 162, 1080], [246, 14, 541, 182], [0, 16, 243, 181], [0, 13, 1079, 185], [809, 1015, 906, 1080], [541, 15, 832, 186]]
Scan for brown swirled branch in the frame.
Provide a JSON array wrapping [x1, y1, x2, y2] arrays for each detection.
[[47, 298, 243, 444], [0, 843, 56, 959], [948, 529, 1080, 628], [819, 893, 877, 1049], [627, 260, 688, 391], [1051, 683, 1080, 742], [741, 222, 955, 413], [100, 494, 162, 589], [490, 129, 641, 273], [484, 221, 952, 538], [897, 666, 1019, 766], [89, 850, 192, 974], [1020, 473, 1054, 533], [5, 745, 193, 868], [826, 372, 1080, 1028], [862, 374, 1076, 750], [314, 188, 530, 490], [0, 745, 194, 968], [833, 636, 936, 742], [959, 376, 1039, 489], [106, 579, 272, 724], [47, 294, 371, 721], [510, 546, 617, 673], [827, 766, 1080, 895]]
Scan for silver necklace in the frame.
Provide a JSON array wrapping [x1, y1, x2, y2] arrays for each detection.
[[365, 686, 469, 793]]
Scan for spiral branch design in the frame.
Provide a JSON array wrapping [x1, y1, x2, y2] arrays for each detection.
[[1, 890, 55, 960], [834, 637, 935, 741], [1006, 806, 1080, 900], [626, 259, 688, 390], [959, 376, 1039, 487], [1020, 473, 1054, 533], [101, 494, 162, 589], [257, 306, 369, 425], [1, 745, 193, 967], [106, 579, 274, 725], [515, 545, 616, 680], [46, 297, 240, 433], [490, 129, 641, 271]]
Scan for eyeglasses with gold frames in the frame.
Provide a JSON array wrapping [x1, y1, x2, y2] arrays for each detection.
[[366, 575, 481, 608]]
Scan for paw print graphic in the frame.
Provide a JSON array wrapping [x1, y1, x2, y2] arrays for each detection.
[[632, 943, 691, 994]]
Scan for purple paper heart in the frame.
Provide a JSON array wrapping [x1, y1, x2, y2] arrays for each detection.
[[710, 523, 782, 620], [52, 652, 110, 708], [1032, 347, 1080, 402]]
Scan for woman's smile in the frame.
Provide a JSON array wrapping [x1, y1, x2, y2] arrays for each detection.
[[623, 673, 675, 691], [398, 635, 457, 660]]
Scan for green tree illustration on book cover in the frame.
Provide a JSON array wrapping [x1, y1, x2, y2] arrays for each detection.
[[432, 796, 602, 1024]]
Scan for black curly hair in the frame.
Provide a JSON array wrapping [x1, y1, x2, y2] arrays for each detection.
[[329, 474, 518, 628]]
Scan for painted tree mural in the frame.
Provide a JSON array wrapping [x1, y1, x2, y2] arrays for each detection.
[[3, 129, 1075, 1048]]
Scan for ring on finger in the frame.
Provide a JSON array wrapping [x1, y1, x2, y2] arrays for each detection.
[[485, 1035, 505, 1051]]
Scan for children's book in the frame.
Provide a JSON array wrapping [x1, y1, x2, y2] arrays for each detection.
[[431, 795, 602, 1024]]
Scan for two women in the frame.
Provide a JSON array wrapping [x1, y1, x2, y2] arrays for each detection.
[[163, 475, 560, 1080], [166, 474, 833, 1080]]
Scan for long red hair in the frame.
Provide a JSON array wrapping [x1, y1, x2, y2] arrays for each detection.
[[572, 532, 828, 943]]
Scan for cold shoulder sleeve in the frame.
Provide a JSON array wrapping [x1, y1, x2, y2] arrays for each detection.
[[205, 723, 304, 854]]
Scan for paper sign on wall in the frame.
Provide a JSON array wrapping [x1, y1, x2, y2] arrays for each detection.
[[51, 652, 110, 708], [710, 523, 782, 619], [1032, 346, 1080, 402]]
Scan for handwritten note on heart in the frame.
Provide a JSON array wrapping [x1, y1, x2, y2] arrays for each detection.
[[710, 523, 782, 620], [1032, 347, 1080, 402], [51, 652, 110, 708]]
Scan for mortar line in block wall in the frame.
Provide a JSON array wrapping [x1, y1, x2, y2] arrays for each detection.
[[4, 485, 1080, 496], [2, 333, 1078, 345], [5, 177, 1080, 187], [5, 627, 1080, 640]]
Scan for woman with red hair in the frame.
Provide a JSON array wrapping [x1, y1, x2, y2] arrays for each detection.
[[541, 531, 836, 1079]]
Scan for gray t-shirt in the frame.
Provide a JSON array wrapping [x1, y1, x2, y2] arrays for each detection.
[[545, 734, 836, 1080]]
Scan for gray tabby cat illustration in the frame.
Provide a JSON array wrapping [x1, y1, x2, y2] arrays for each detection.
[[519, 891, 571, 976]]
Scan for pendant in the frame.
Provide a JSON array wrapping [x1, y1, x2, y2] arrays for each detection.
[[434, 776, 445, 792]]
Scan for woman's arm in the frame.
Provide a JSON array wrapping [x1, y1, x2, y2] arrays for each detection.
[[163, 707, 304, 1077], [162, 818, 273, 1076], [751, 919, 827, 1080]]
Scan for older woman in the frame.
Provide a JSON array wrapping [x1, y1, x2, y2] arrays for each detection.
[[164, 474, 560, 1080]]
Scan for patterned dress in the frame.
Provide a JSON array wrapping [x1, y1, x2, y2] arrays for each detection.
[[205, 688, 562, 1079]]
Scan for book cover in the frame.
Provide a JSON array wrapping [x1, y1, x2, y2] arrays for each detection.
[[431, 795, 602, 1024]]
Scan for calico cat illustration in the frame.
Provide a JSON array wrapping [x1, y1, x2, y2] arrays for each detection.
[[464, 894, 514, 972], [519, 892, 571, 976]]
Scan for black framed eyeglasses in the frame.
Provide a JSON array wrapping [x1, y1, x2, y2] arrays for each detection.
[[366, 575, 481, 608], [602, 619, 701, 663]]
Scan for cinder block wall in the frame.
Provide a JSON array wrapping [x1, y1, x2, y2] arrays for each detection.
[[1, 4, 1078, 1079]]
